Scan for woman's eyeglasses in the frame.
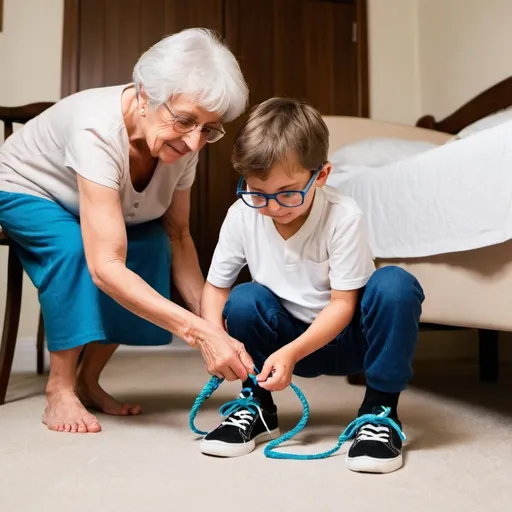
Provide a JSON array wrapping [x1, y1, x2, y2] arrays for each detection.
[[162, 104, 226, 143]]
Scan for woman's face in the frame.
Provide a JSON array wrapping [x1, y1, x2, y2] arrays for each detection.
[[139, 93, 223, 164]]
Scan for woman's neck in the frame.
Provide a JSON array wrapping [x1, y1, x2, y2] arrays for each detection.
[[121, 86, 149, 151]]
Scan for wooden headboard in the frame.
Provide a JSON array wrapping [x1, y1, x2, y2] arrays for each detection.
[[416, 76, 512, 135], [322, 116, 451, 155]]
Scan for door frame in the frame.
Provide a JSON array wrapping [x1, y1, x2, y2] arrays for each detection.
[[61, 0, 369, 116]]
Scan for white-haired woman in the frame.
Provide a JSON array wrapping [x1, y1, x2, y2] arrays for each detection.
[[0, 28, 254, 433]]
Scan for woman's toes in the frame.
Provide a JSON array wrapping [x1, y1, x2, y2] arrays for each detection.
[[77, 421, 88, 434], [84, 417, 102, 433], [130, 404, 142, 415], [77, 381, 141, 417], [44, 389, 102, 433], [122, 404, 133, 416]]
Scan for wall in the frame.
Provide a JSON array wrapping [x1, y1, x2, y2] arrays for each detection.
[[418, 0, 512, 120], [0, 0, 63, 110], [368, 0, 512, 122], [367, 0, 421, 125], [0, 0, 64, 353]]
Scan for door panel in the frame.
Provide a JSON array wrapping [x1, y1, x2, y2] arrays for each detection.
[[225, 0, 357, 115], [103, 0, 140, 88], [77, 0, 224, 90]]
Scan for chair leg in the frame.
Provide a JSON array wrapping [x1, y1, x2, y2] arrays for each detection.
[[0, 248, 23, 405], [478, 329, 499, 382], [36, 311, 45, 375]]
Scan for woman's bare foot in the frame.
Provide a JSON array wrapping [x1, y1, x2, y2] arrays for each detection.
[[43, 389, 102, 433], [77, 380, 141, 416]]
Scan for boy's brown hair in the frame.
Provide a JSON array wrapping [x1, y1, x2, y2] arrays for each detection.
[[231, 97, 329, 179]]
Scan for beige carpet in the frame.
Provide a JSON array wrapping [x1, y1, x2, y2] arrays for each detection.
[[2, 349, 512, 512]]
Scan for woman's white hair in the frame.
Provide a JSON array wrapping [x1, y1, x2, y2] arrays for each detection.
[[133, 28, 248, 122]]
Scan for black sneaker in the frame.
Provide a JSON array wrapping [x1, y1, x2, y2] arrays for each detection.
[[346, 406, 404, 474], [200, 389, 280, 457]]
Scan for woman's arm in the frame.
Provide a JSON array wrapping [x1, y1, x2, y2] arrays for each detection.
[[78, 174, 195, 338], [201, 281, 230, 331], [77, 175, 253, 380], [161, 187, 203, 317]]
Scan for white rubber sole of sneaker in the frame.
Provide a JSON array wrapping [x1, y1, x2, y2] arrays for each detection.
[[346, 453, 403, 474], [200, 428, 281, 458]]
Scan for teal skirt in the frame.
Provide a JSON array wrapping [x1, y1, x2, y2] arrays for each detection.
[[0, 191, 173, 351]]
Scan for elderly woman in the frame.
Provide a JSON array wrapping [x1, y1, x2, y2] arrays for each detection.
[[0, 28, 254, 433]]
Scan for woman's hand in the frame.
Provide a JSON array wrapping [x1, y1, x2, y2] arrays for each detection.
[[196, 324, 255, 382], [197, 282, 252, 380]]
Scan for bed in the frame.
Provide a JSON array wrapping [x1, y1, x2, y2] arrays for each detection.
[[321, 76, 512, 382]]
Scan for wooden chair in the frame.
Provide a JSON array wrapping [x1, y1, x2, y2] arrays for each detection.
[[0, 102, 54, 405]]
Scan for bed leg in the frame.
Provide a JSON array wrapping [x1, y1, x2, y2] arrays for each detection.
[[347, 374, 366, 386], [478, 329, 499, 382]]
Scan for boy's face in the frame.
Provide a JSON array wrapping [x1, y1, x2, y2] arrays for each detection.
[[244, 160, 331, 225]]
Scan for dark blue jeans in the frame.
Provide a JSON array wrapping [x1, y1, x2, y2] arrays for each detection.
[[223, 266, 424, 394]]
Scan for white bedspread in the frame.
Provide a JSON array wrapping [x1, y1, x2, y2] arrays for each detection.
[[326, 120, 512, 258]]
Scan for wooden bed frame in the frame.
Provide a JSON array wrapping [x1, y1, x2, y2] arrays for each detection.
[[414, 76, 512, 382], [324, 75, 512, 384], [415, 76, 512, 134]]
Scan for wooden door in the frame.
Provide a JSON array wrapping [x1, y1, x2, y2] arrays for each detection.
[[206, 0, 366, 275], [226, 0, 363, 114], [61, 0, 368, 296]]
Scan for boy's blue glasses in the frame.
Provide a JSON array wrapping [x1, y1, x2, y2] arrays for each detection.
[[236, 164, 323, 209]]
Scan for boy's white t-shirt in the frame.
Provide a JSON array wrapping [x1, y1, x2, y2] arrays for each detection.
[[0, 84, 198, 224], [207, 186, 376, 324]]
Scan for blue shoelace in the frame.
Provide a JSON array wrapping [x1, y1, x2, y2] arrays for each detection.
[[189, 372, 406, 460]]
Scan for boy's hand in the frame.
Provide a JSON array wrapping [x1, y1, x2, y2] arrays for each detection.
[[256, 347, 297, 392]]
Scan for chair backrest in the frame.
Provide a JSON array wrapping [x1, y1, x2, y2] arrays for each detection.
[[0, 102, 54, 140]]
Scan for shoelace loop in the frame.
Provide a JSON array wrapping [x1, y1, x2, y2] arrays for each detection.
[[218, 388, 260, 419], [189, 372, 405, 460]]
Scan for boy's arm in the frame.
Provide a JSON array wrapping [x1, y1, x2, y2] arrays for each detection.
[[201, 281, 230, 331], [282, 288, 359, 362]]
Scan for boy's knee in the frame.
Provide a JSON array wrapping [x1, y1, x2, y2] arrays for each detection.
[[223, 282, 272, 323], [223, 282, 280, 344], [366, 266, 424, 307]]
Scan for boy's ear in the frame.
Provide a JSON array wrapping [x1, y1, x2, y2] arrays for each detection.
[[316, 162, 332, 186]]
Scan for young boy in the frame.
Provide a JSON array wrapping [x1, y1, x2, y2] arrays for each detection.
[[199, 98, 424, 474]]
